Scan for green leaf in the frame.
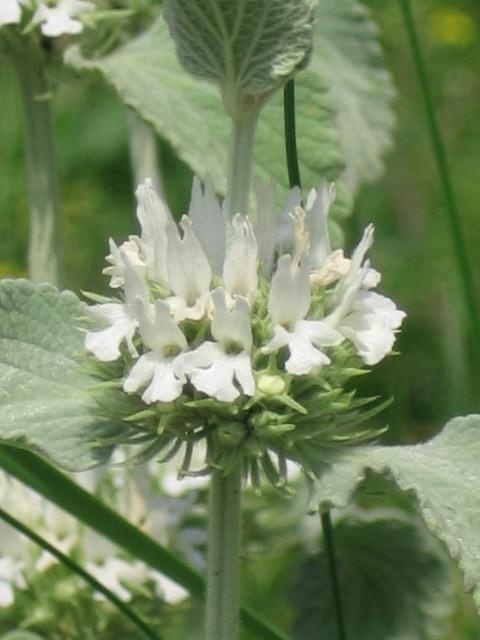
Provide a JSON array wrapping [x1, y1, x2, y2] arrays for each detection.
[[313, 415, 480, 609], [0, 448, 289, 640], [291, 512, 454, 640], [66, 19, 342, 204], [68, 1, 394, 216], [163, 0, 315, 117], [0, 279, 119, 471], [311, 0, 396, 192]]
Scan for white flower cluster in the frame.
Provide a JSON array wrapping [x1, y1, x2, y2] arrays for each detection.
[[0, 0, 93, 37], [0, 462, 200, 608], [86, 177, 405, 405]]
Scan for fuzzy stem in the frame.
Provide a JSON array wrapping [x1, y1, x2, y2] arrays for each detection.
[[14, 46, 61, 285], [126, 108, 164, 197], [226, 109, 260, 216], [206, 464, 242, 640]]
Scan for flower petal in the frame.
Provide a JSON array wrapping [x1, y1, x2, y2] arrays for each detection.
[[135, 178, 173, 286], [210, 288, 252, 352], [253, 177, 278, 278], [124, 352, 185, 403], [0, 0, 22, 25], [284, 329, 331, 375], [305, 180, 335, 269], [184, 342, 254, 402], [135, 298, 187, 354], [32, 0, 94, 36], [340, 290, 406, 365], [188, 176, 226, 275], [85, 303, 137, 361], [268, 254, 311, 327], [166, 216, 211, 307], [223, 214, 258, 299]]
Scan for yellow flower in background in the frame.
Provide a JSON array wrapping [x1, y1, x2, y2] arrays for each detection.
[[429, 7, 477, 47]]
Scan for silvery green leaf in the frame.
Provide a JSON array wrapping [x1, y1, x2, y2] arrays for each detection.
[[66, 19, 343, 208], [163, 0, 315, 117], [313, 415, 480, 608], [291, 513, 454, 640], [0, 279, 119, 471], [312, 0, 396, 192], [67, 0, 394, 221]]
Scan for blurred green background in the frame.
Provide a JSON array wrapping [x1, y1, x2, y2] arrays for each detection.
[[0, 0, 479, 637]]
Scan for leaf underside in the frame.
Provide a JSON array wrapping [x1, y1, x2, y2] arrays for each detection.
[[291, 512, 454, 640], [313, 415, 480, 609]]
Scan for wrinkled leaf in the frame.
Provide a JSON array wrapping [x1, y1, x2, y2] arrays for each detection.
[[313, 415, 480, 608], [0, 279, 119, 471], [291, 512, 453, 640], [164, 0, 315, 108]]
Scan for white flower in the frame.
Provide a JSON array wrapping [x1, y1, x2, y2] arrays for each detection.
[[32, 0, 94, 37], [188, 175, 226, 275], [166, 215, 212, 321], [103, 237, 145, 288], [263, 254, 344, 375], [135, 178, 174, 286], [222, 214, 258, 299], [85, 255, 148, 362], [123, 298, 188, 403], [86, 557, 150, 602], [252, 177, 280, 278], [184, 288, 255, 401], [0, 0, 26, 26], [325, 225, 405, 364], [0, 558, 25, 607]]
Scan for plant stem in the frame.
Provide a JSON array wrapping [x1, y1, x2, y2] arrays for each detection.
[[399, 0, 480, 358], [0, 506, 162, 640], [321, 512, 347, 640], [226, 109, 260, 216], [13, 43, 61, 285], [206, 464, 242, 640], [127, 107, 164, 196], [283, 80, 302, 189], [284, 78, 348, 640]]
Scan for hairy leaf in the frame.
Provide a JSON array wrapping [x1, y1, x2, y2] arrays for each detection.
[[313, 415, 480, 608], [68, 1, 395, 218], [67, 20, 342, 205], [163, 0, 314, 115], [312, 0, 396, 192], [291, 513, 453, 640], [0, 279, 119, 470]]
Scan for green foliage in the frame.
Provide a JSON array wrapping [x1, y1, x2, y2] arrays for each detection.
[[291, 512, 453, 639], [163, 0, 315, 118], [0, 279, 119, 470], [312, 0, 396, 193], [313, 415, 480, 609], [67, 0, 395, 218], [67, 19, 343, 207]]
